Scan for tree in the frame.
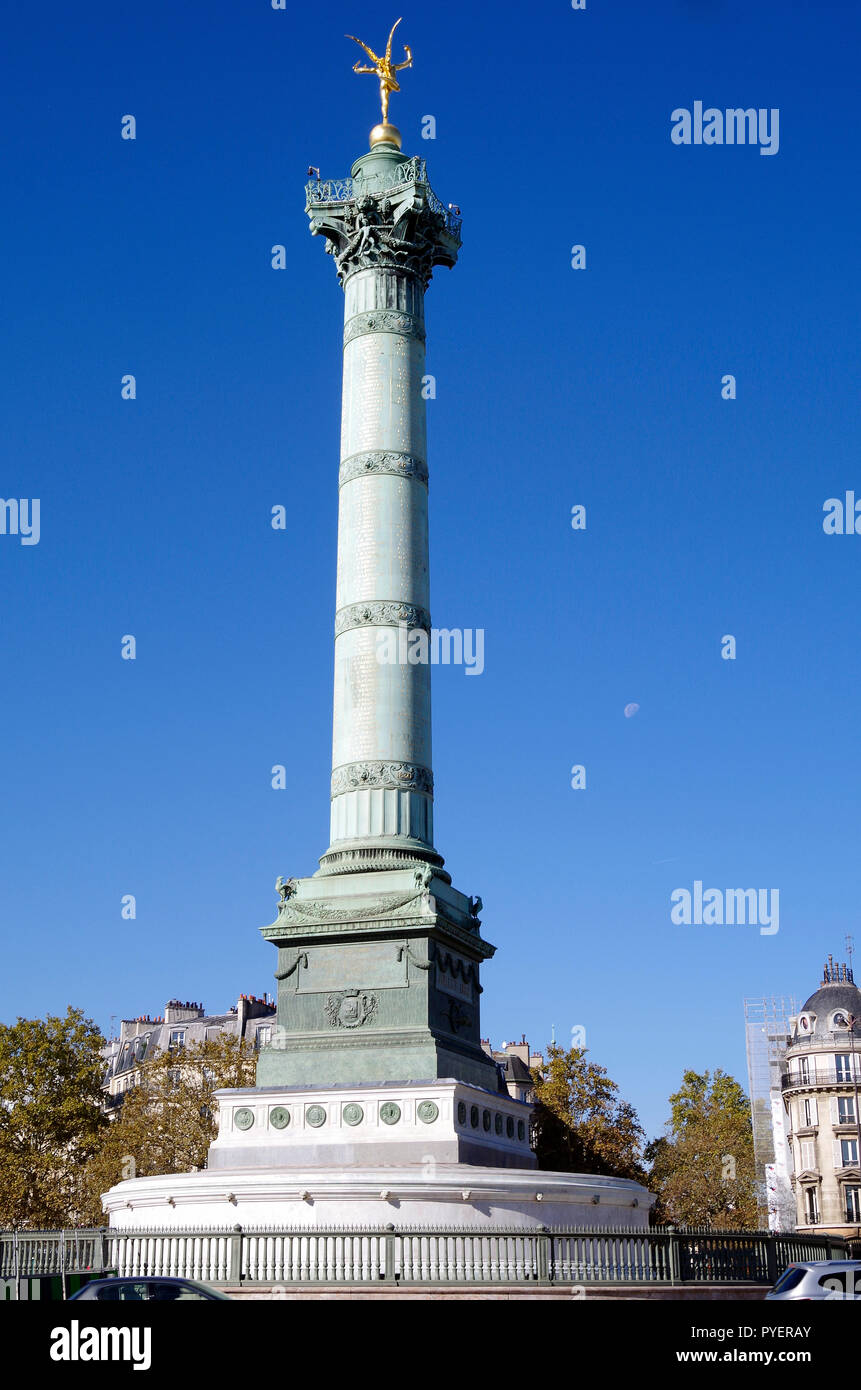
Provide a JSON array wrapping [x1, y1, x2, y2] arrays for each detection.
[[646, 1068, 758, 1229], [530, 1042, 646, 1181], [79, 1034, 255, 1225], [0, 1008, 107, 1228]]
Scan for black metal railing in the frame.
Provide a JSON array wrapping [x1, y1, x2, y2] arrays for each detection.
[[782, 1068, 860, 1090]]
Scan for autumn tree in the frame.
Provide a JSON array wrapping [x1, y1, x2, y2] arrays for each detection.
[[530, 1042, 646, 1181], [79, 1033, 255, 1225], [645, 1068, 757, 1229], [0, 1008, 107, 1228]]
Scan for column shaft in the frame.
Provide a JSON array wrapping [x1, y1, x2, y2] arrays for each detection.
[[328, 266, 434, 855]]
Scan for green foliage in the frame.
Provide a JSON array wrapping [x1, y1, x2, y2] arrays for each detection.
[[646, 1068, 758, 1229], [531, 1042, 646, 1181], [0, 1008, 107, 1228], [78, 1034, 255, 1225]]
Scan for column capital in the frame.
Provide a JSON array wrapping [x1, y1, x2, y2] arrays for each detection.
[[306, 154, 461, 288]]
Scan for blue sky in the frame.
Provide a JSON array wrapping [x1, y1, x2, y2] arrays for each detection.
[[2, 0, 859, 1141]]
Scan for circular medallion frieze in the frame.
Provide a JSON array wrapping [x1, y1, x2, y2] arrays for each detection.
[[470, 1105, 479, 1129], [517, 1120, 525, 1141], [506, 1116, 514, 1139], [306, 1105, 327, 1128], [482, 1109, 491, 1132], [343, 1102, 364, 1126], [457, 1101, 467, 1125], [270, 1107, 290, 1130], [234, 1108, 254, 1131], [494, 1113, 503, 1135], [417, 1100, 439, 1124], [380, 1102, 401, 1125]]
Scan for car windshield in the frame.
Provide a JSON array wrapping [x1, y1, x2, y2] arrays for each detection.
[[771, 1266, 807, 1293]]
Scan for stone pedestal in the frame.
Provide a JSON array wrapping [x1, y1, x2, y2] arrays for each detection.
[[257, 867, 500, 1092], [208, 1080, 534, 1170], [103, 1080, 653, 1232]]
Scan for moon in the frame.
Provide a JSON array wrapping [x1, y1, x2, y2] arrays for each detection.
[[624, 703, 640, 718]]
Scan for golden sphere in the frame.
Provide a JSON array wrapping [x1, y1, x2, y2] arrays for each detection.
[[369, 123, 402, 150]]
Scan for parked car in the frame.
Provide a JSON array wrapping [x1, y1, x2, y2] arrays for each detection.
[[766, 1260, 861, 1300], [69, 1277, 231, 1301]]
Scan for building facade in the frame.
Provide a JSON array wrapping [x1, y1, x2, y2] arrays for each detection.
[[782, 958, 861, 1239], [482, 1036, 544, 1104], [102, 995, 276, 1112]]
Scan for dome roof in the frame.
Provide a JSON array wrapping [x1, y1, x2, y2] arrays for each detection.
[[797, 958, 861, 1039], [801, 980, 861, 1019]]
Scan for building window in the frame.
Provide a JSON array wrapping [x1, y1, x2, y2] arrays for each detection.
[[835, 1054, 852, 1082], [799, 1139, 816, 1172], [840, 1138, 858, 1168], [838, 1096, 856, 1125], [803, 1098, 815, 1127], [797, 1056, 810, 1083], [845, 1186, 861, 1223], [169, 1029, 185, 1051], [257, 1025, 272, 1048], [804, 1188, 819, 1224]]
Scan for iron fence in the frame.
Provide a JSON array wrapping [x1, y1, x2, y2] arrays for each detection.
[[0, 1224, 848, 1291]]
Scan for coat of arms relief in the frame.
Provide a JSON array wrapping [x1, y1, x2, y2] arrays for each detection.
[[324, 989, 379, 1029]]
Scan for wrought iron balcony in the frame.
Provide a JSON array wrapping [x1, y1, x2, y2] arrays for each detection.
[[305, 157, 462, 241], [782, 1068, 861, 1090]]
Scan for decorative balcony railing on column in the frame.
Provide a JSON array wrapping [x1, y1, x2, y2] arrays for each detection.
[[305, 158, 463, 240]]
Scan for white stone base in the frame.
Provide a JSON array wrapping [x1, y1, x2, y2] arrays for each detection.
[[104, 1163, 652, 1231], [206, 1079, 534, 1171], [103, 1078, 654, 1231]]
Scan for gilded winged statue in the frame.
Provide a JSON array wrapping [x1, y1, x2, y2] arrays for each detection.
[[346, 17, 413, 124]]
